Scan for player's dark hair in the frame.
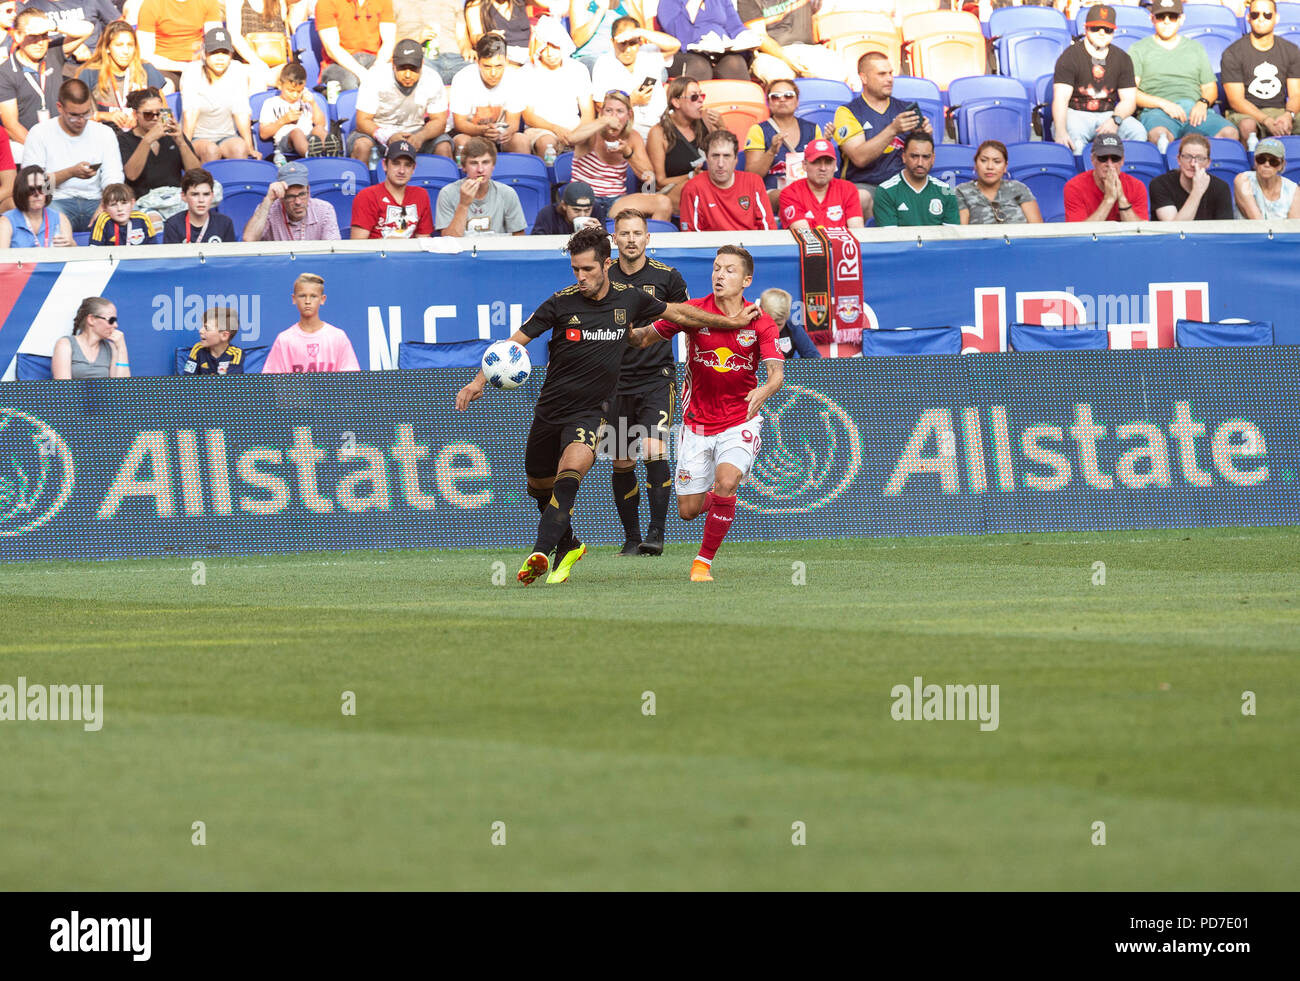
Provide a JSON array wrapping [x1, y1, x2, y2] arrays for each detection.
[[476, 33, 507, 60], [58, 78, 91, 106], [613, 208, 648, 230], [181, 168, 215, 194], [567, 225, 611, 263], [716, 244, 753, 278], [126, 85, 162, 111], [903, 129, 934, 152]]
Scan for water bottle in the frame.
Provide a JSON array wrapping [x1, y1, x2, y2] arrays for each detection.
[[369, 145, 381, 171], [273, 149, 286, 168], [543, 144, 557, 167]]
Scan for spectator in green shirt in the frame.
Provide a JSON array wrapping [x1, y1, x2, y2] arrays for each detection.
[[1130, 0, 1238, 152], [872, 130, 959, 227]]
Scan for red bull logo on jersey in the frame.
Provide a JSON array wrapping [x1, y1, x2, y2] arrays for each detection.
[[694, 347, 753, 372]]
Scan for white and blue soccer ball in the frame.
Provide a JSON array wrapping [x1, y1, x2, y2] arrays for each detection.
[[481, 340, 531, 389]]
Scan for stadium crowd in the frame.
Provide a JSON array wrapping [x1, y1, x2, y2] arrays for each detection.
[[1, 0, 1298, 244]]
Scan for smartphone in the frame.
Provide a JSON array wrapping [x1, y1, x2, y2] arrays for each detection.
[[160, 108, 173, 126], [87, 162, 101, 171], [901, 102, 921, 119], [639, 76, 656, 90]]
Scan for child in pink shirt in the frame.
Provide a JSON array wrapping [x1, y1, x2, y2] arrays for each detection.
[[262, 273, 361, 374]]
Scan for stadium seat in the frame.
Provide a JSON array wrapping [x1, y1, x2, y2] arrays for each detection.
[[988, 5, 1071, 38], [166, 91, 181, 121], [408, 154, 459, 201], [250, 89, 330, 159], [1273, 136, 1300, 183], [72, 231, 90, 246], [932, 142, 976, 187], [890, 75, 945, 137], [697, 79, 769, 142], [815, 10, 904, 68], [15, 354, 52, 380], [1006, 140, 1076, 222], [893, 0, 942, 24], [491, 153, 551, 228], [1032, 72, 1055, 142], [862, 325, 962, 356], [553, 150, 574, 185], [948, 74, 1033, 145], [997, 29, 1071, 90], [301, 157, 371, 230], [1008, 323, 1109, 351], [1182, 26, 1238, 72], [1278, 1, 1300, 39], [173, 345, 269, 374], [292, 19, 323, 85], [334, 89, 359, 139], [1175, 319, 1274, 347], [604, 217, 679, 233], [1165, 137, 1250, 185], [1180, 3, 1242, 31], [205, 159, 276, 232], [1114, 139, 1168, 185], [794, 78, 854, 130], [901, 11, 987, 91]]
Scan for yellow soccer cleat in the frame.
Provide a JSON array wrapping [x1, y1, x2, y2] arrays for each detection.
[[518, 551, 549, 585], [689, 558, 714, 582], [546, 541, 587, 584]]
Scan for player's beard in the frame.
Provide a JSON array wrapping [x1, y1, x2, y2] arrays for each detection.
[[581, 272, 608, 298]]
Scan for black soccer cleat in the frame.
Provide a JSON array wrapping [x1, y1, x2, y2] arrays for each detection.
[[618, 539, 643, 557], [637, 527, 664, 556]]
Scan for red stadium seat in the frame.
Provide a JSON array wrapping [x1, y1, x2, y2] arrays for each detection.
[[697, 79, 769, 143], [902, 11, 988, 91]]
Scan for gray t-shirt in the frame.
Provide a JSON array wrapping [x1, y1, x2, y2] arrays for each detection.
[[954, 179, 1037, 224], [435, 179, 527, 234]]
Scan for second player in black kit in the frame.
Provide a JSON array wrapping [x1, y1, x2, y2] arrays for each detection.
[[608, 210, 689, 555]]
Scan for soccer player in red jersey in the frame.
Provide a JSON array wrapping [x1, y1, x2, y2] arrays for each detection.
[[628, 245, 784, 582], [678, 130, 777, 232], [778, 138, 866, 232]]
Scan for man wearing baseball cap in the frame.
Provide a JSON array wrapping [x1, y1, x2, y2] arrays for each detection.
[[530, 180, 600, 235], [1051, 5, 1146, 153], [350, 37, 452, 165], [778, 138, 864, 232], [349, 138, 434, 238], [1130, 0, 1238, 152], [1234, 137, 1300, 218], [243, 161, 342, 243], [1064, 133, 1149, 221]]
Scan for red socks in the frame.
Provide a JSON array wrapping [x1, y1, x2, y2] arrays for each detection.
[[697, 492, 736, 562]]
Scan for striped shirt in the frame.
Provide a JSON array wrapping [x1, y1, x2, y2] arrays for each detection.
[[571, 150, 629, 199]]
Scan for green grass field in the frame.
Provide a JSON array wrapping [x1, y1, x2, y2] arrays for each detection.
[[1, 527, 1297, 891]]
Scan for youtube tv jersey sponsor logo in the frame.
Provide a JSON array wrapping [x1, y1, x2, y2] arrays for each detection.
[[565, 327, 623, 342]]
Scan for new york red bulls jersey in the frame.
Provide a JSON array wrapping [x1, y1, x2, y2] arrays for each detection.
[[653, 295, 781, 436]]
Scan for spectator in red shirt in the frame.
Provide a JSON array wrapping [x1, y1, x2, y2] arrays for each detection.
[[679, 128, 775, 232], [348, 137, 433, 237], [317, 0, 396, 92], [1064, 133, 1149, 221], [777, 138, 864, 232]]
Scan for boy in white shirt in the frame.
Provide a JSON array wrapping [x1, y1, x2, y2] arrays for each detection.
[[259, 62, 329, 159]]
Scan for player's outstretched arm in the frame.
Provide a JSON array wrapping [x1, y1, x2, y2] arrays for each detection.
[[661, 301, 761, 334], [455, 330, 531, 410], [745, 358, 784, 420], [627, 324, 666, 349]]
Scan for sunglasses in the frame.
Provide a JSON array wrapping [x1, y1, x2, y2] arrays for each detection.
[[686, 93, 705, 102], [1095, 154, 1123, 163], [768, 91, 797, 101], [1249, 10, 1274, 19], [91, 314, 119, 325], [1154, 12, 1180, 21], [605, 88, 628, 98], [1089, 25, 1115, 34], [1256, 154, 1283, 166]]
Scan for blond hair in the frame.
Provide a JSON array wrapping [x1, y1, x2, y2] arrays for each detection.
[[759, 288, 792, 324], [293, 273, 325, 292]]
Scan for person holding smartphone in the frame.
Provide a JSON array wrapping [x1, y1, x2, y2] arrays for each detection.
[[117, 86, 202, 223], [590, 15, 679, 139], [19, 76, 124, 231]]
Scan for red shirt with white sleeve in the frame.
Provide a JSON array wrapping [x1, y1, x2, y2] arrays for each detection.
[[349, 183, 433, 239], [653, 295, 781, 435], [779, 177, 863, 229], [679, 171, 775, 232]]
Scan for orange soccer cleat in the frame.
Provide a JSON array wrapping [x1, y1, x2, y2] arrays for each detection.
[[689, 558, 714, 582]]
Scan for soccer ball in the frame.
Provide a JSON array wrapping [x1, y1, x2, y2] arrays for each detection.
[[482, 340, 531, 389]]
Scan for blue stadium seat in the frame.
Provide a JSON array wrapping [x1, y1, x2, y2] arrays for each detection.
[[1009, 322, 1108, 351], [173, 345, 270, 373], [1165, 137, 1250, 185], [250, 89, 330, 159], [948, 75, 1032, 145], [932, 142, 976, 187], [1182, 27, 1239, 73], [1180, 4, 1242, 31], [997, 29, 1071, 90], [491, 153, 551, 228], [1033, 72, 1056, 142], [15, 354, 52, 379], [205, 159, 276, 233], [166, 91, 181, 120], [410, 154, 459, 201], [303, 157, 371, 230], [334, 88, 359, 137], [989, 5, 1070, 37], [1272, 135, 1300, 183], [861, 325, 962, 356], [1006, 141, 1076, 222], [793, 77, 853, 129], [890, 75, 945, 137], [292, 19, 323, 85], [1175, 319, 1274, 347], [72, 231, 90, 246], [553, 150, 573, 185], [1277, 1, 1300, 25]]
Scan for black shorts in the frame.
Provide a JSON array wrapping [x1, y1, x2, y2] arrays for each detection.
[[609, 380, 675, 456], [524, 408, 606, 479]]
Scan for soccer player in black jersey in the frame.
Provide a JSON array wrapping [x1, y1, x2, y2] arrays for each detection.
[[455, 225, 759, 585], [608, 209, 688, 556]]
